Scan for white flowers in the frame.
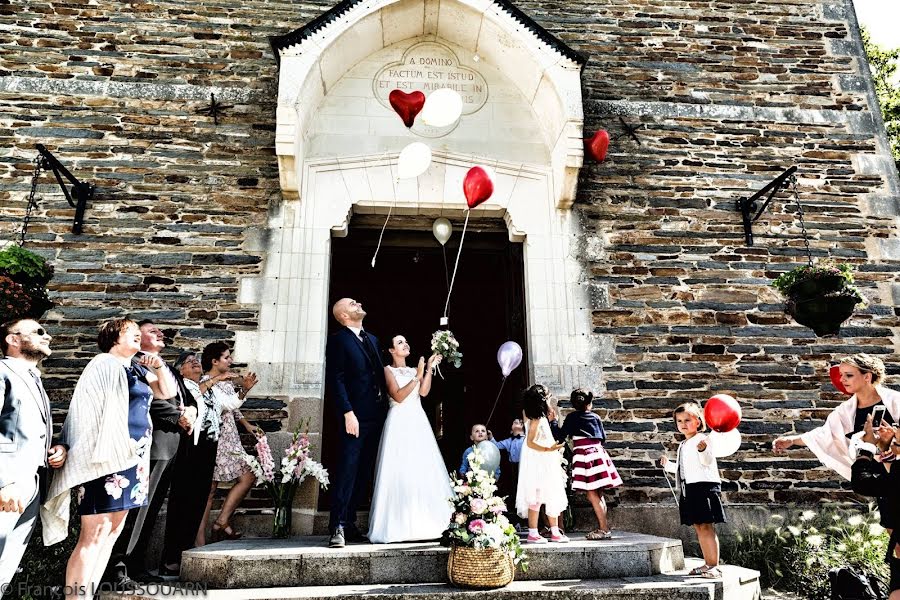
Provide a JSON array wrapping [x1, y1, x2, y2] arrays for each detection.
[[799, 510, 816, 522], [806, 534, 824, 547], [847, 515, 864, 527], [431, 330, 462, 368]]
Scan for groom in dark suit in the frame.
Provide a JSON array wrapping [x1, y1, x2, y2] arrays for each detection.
[[325, 298, 388, 548]]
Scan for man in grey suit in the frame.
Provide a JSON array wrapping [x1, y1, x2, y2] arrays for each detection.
[[0, 318, 66, 585]]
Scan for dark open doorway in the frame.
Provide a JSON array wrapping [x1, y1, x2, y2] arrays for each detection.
[[318, 216, 528, 511]]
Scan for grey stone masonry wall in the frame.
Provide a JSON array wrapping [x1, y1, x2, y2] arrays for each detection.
[[1, 0, 899, 509]]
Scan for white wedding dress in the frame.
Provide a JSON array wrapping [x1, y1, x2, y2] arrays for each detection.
[[368, 366, 454, 543]]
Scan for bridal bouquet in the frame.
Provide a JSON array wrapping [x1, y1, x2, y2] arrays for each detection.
[[243, 420, 329, 538], [442, 447, 527, 571], [431, 329, 462, 368]]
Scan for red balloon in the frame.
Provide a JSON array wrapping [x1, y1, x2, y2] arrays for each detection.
[[704, 394, 741, 433], [463, 166, 494, 209], [830, 364, 850, 395], [388, 90, 425, 128], [584, 129, 610, 162]]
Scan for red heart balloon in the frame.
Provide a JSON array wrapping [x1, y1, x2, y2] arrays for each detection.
[[388, 90, 425, 128], [830, 364, 850, 395], [704, 394, 742, 433], [584, 129, 610, 162], [463, 166, 494, 209]]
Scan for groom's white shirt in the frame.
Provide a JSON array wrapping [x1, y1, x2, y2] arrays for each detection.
[[347, 326, 362, 337]]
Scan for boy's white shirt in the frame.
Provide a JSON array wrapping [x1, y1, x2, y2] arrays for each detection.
[[664, 433, 721, 484]]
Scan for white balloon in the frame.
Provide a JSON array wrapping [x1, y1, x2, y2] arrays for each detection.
[[708, 429, 741, 458], [397, 142, 432, 179], [421, 89, 464, 127], [432, 217, 452, 246]]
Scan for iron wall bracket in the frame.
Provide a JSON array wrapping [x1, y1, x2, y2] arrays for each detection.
[[735, 166, 797, 246], [36, 144, 94, 234]]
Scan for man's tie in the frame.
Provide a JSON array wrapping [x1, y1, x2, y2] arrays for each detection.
[[29, 369, 50, 417], [358, 330, 376, 362]]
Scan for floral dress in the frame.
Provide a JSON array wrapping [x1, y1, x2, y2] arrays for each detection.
[[212, 380, 251, 482], [78, 365, 152, 515]]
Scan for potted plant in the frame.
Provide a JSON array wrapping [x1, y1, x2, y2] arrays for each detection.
[[442, 448, 526, 589], [242, 421, 330, 538], [771, 263, 866, 336], [0, 243, 54, 321]]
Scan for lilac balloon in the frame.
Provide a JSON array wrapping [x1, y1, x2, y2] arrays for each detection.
[[497, 341, 523, 378]]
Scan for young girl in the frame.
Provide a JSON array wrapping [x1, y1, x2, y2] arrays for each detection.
[[555, 389, 621, 540], [659, 402, 726, 578], [516, 384, 569, 544]]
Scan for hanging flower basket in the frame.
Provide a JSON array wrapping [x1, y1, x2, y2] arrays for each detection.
[[772, 263, 865, 337], [0, 243, 54, 322], [787, 293, 860, 337]]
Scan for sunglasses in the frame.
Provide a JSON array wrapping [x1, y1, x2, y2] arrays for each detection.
[[11, 327, 47, 337]]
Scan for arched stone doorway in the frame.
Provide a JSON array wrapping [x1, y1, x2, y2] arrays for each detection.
[[235, 0, 611, 533]]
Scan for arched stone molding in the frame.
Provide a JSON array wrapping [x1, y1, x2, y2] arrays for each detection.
[[272, 0, 585, 209]]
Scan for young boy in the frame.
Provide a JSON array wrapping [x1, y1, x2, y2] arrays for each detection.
[[495, 418, 525, 463], [495, 418, 526, 528], [459, 423, 501, 479]]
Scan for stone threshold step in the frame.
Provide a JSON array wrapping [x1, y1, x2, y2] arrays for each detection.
[[181, 531, 684, 588], [99, 562, 760, 600]]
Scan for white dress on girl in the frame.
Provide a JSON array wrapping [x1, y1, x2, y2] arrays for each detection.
[[368, 366, 454, 543], [516, 416, 568, 518]]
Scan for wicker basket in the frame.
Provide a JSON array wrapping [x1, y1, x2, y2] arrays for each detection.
[[447, 546, 515, 589]]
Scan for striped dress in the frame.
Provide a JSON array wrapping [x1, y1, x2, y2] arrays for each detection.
[[557, 411, 622, 491]]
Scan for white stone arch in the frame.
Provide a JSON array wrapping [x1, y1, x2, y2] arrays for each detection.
[[272, 0, 586, 208], [236, 0, 606, 532]]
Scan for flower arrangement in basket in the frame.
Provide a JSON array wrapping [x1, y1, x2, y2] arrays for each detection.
[[771, 262, 866, 336], [441, 447, 526, 589], [242, 421, 329, 538], [430, 329, 462, 379]]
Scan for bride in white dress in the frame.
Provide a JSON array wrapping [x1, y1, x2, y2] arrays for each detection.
[[368, 334, 453, 543]]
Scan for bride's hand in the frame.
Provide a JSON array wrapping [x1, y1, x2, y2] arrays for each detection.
[[427, 354, 442, 368], [416, 357, 426, 381]]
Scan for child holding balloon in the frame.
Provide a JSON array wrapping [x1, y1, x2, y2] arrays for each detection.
[[659, 402, 726, 579], [516, 384, 569, 544]]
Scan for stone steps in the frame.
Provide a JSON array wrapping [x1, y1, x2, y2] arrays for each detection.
[[98, 561, 760, 600], [179, 532, 684, 589]]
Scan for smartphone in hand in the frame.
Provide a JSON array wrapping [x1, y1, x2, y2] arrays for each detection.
[[872, 405, 886, 428]]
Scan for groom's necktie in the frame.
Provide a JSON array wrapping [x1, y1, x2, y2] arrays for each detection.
[[358, 330, 377, 362]]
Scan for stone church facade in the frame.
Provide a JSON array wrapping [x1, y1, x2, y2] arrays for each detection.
[[1, 0, 898, 534]]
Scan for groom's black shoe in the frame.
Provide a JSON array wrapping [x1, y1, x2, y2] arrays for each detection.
[[344, 527, 369, 544], [329, 526, 346, 548]]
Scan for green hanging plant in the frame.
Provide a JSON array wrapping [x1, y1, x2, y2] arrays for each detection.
[[0, 244, 54, 322], [0, 244, 54, 286], [770, 263, 866, 337]]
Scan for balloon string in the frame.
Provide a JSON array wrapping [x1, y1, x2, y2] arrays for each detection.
[[370, 204, 392, 268], [371, 154, 398, 268], [443, 210, 470, 320], [441, 244, 450, 296], [660, 464, 680, 507], [485, 376, 507, 428]]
